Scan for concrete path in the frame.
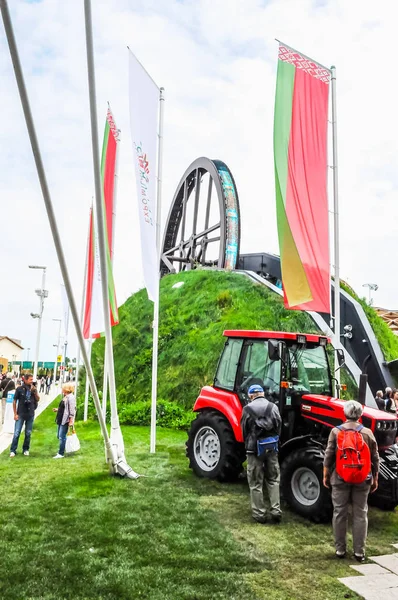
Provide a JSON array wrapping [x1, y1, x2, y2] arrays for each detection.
[[0, 385, 60, 454], [339, 544, 398, 599]]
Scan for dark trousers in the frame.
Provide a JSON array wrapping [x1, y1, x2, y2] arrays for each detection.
[[247, 452, 281, 519], [10, 415, 34, 453], [57, 424, 69, 456]]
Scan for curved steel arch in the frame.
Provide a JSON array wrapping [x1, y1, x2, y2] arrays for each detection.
[[161, 157, 241, 276]]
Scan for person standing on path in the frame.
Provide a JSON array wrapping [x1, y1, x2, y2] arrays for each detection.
[[0, 373, 15, 424], [52, 383, 76, 459], [323, 400, 379, 562], [10, 373, 40, 457], [241, 384, 282, 524], [46, 375, 51, 395]]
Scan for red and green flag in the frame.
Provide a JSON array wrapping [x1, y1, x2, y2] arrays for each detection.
[[274, 43, 331, 313], [83, 107, 119, 339]]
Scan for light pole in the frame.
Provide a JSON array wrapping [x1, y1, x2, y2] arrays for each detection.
[[27, 347, 30, 361], [29, 265, 47, 381], [362, 283, 378, 306], [53, 318, 62, 385]]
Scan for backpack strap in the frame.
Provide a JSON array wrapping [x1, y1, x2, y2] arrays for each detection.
[[356, 424, 364, 432], [264, 400, 273, 419]]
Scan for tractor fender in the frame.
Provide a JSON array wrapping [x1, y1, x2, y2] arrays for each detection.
[[193, 386, 243, 443], [279, 434, 324, 463]]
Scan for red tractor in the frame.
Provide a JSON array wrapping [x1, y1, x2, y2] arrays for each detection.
[[186, 330, 398, 521]]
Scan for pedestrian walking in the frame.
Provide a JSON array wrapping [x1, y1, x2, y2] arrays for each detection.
[[46, 375, 51, 395], [0, 373, 15, 424], [52, 383, 76, 459], [323, 400, 379, 562], [241, 384, 282, 524], [10, 373, 40, 457], [39, 377, 45, 393]]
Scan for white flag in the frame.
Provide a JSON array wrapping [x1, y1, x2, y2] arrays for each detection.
[[129, 49, 159, 302]]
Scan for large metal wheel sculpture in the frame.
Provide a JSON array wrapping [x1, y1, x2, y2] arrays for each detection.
[[161, 157, 240, 275]]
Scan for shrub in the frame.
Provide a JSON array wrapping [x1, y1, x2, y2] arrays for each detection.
[[119, 400, 195, 430]]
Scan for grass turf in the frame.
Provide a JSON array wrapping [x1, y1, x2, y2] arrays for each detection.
[[0, 404, 397, 600]]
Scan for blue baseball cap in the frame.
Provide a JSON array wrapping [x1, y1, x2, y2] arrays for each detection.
[[248, 384, 264, 394]]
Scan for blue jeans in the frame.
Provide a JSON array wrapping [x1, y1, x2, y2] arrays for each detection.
[[10, 415, 34, 453], [57, 424, 69, 456]]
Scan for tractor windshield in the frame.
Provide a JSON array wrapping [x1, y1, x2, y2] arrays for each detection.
[[288, 345, 332, 396]]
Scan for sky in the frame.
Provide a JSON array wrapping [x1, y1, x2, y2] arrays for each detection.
[[0, 0, 397, 362]]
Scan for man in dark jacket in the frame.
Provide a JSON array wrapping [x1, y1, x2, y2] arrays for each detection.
[[241, 384, 282, 524], [10, 373, 39, 457]]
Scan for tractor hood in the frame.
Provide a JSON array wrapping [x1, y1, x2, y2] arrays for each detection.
[[301, 394, 398, 433]]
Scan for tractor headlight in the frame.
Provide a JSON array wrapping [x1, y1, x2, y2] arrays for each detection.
[[319, 337, 327, 346], [297, 334, 306, 344], [377, 422, 382, 430]]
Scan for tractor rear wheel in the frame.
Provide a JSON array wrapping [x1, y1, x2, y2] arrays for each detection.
[[186, 410, 245, 481], [281, 447, 332, 522]]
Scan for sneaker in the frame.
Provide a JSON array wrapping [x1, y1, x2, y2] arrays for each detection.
[[23, 451, 29, 456], [271, 514, 282, 524], [53, 454, 64, 459], [354, 554, 365, 563], [9, 452, 16, 458], [253, 515, 267, 524], [336, 551, 346, 559]]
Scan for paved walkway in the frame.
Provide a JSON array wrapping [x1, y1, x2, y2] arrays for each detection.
[[0, 385, 60, 454], [339, 544, 398, 599]]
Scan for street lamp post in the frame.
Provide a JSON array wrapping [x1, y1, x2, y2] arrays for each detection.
[[29, 265, 47, 382], [362, 283, 378, 306], [53, 318, 62, 385], [27, 347, 30, 362]]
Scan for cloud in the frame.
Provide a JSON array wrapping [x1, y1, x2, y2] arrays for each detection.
[[0, 0, 397, 363]]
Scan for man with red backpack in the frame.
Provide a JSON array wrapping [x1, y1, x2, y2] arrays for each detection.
[[323, 400, 379, 562]]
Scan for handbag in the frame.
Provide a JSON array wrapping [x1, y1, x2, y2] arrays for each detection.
[[65, 426, 80, 454], [0, 379, 11, 400]]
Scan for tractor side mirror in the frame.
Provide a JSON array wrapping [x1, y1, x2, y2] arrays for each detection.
[[268, 339, 280, 361], [335, 348, 345, 370]]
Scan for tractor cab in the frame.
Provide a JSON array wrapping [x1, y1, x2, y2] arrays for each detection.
[[187, 329, 398, 522], [214, 330, 334, 441]]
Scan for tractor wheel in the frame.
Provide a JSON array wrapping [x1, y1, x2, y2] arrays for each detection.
[[281, 447, 332, 522], [186, 410, 245, 481]]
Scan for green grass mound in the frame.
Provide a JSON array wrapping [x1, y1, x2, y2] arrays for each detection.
[[88, 270, 317, 414]]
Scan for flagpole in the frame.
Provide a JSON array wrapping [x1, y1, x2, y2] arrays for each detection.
[[84, 0, 132, 469], [75, 207, 91, 400], [83, 337, 92, 421], [331, 65, 341, 393], [0, 0, 123, 474], [102, 108, 120, 420], [150, 87, 165, 454]]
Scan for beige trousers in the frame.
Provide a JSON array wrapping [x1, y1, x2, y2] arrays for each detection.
[[331, 471, 371, 555], [247, 451, 281, 520]]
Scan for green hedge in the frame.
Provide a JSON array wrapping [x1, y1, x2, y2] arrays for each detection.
[[119, 400, 194, 430]]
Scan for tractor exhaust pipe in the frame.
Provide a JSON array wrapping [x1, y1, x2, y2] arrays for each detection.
[[358, 354, 372, 405]]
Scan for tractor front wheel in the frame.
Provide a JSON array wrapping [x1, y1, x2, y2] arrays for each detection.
[[281, 446, 332, 522], [186, 410, 245, 481]]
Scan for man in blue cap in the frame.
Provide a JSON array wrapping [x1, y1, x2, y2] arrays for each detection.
[[241, 384, 282, 524]]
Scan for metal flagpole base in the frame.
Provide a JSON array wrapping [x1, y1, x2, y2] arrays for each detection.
[[110, 421, 125, 459], [115, 459, 140, 479]]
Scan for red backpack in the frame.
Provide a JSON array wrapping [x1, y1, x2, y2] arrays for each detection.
[[335, 424, 371, 484]]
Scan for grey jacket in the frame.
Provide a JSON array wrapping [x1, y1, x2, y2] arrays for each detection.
[[61, 393, 76, 426], [241, 396, 282, 453]]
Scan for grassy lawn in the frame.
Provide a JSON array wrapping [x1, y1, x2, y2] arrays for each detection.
[[1, 404, 397, 600]]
